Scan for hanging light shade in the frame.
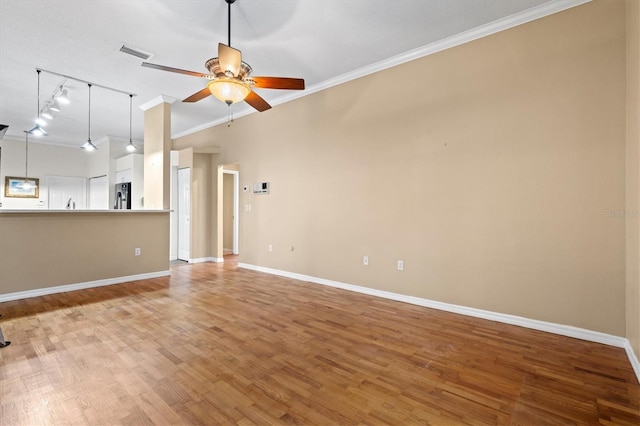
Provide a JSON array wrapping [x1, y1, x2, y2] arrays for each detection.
[[29, 69, 48, 136], [207, 78, 251, 105], [81, 83, 97, 151], [126, 94, 136, 152]]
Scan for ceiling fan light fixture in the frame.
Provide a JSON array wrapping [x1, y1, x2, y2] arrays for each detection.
[[207, 78, 251, 105]]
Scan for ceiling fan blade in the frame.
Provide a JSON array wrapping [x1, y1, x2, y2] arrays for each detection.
[[244, 91, 271, 112], [251, 77, 305, 90], [142, 62, 210, 78], [183, 87, 212, 103], [218, 43, 242, 77]]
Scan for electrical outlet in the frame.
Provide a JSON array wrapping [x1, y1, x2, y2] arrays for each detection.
[[268, 244, 273, 252], [397, 260, 404, 271], [135, 247, 141, 256], [363, 256, 369, 266]]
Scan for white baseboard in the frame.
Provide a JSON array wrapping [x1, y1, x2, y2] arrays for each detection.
[[624, 340, 640, 381], [0, 270, 171, 303], [189, 257, 224, 264], [239, 262, 640, 384]]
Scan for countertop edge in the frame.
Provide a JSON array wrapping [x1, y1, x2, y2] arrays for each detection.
[[0, 209, 172, 214]]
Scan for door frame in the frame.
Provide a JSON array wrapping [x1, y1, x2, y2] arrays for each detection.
[[177, 167, 191, 262], [222, 169, 239, 255]]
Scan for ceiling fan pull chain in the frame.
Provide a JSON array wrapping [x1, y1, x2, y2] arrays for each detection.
[[227, 104, 234, 127]]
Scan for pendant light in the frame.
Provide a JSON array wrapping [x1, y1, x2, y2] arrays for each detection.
[[81, 83, 97, 151], [28, 70, 48, 136], [125, 94, 136, 152], [17, 131, 35, 190]]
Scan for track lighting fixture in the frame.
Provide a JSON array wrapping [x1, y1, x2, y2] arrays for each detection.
[[33, 68, 137, 145], [81, 84, 97, 151]]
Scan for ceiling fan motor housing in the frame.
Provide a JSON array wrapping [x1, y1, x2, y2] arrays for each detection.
[[205, 58, 252, 81]]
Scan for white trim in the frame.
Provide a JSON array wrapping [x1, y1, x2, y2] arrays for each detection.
[[238, 262, 639, 383], [139, 95, 178, 111], [0, 270, 171, 303], [624, 340, 640, 381], [189, 257, 224, 264], [171, 0, 590, 140]]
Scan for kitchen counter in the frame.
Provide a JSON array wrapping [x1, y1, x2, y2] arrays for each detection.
[[0, 210, 171, 301]]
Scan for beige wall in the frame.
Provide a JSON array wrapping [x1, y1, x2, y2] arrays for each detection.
[[190, 153, 218, 259], [0, 212, 169, 296], [174, 1, 626, 335], [627, 0, 640, 358]]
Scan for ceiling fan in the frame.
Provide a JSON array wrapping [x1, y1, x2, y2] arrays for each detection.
[[141, 0, 305, 112]]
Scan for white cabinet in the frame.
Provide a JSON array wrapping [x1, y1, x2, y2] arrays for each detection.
[[115, 168, 132, 184]]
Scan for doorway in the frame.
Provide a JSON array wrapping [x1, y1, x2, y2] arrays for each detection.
[[177, 167, 191, 261], [88, 175, 108, 209]]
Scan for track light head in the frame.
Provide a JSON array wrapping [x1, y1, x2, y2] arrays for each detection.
[[57, 87, 70, 104], [41, 108, 54, 120]]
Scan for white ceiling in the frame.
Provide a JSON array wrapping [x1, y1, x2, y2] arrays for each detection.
[[0, 0, 582, 149]]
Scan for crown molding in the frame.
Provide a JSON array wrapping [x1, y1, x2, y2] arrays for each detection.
[[139, 95, 179, 112], [171, 0, 591, 139]]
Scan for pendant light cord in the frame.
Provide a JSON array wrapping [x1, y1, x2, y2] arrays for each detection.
[[36, 70, 41, 120], [25, 132, 29, 177], [87, 84, 92, 142], [129, 94, 133, 142]]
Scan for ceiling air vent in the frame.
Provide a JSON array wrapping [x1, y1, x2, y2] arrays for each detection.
[[119, 44, 153, 61]]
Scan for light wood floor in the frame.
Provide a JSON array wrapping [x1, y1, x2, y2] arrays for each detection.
[[0, 258, 638, 425]]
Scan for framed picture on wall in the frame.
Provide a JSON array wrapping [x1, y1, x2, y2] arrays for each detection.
[[5, 176, 39, 198]]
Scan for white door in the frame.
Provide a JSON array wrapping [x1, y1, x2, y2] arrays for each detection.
[[88, 175, 109, 209], [177, 168, 191, 261], [47, 176, 86, 209]]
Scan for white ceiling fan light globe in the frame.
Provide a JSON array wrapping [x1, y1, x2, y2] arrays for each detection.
[[207, 78, 251, 105]]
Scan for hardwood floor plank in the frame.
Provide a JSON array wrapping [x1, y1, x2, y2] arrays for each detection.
[[0, 258, 638, 425]]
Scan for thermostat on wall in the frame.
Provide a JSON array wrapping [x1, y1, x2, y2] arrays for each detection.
[[253, 182, 269, 194]]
